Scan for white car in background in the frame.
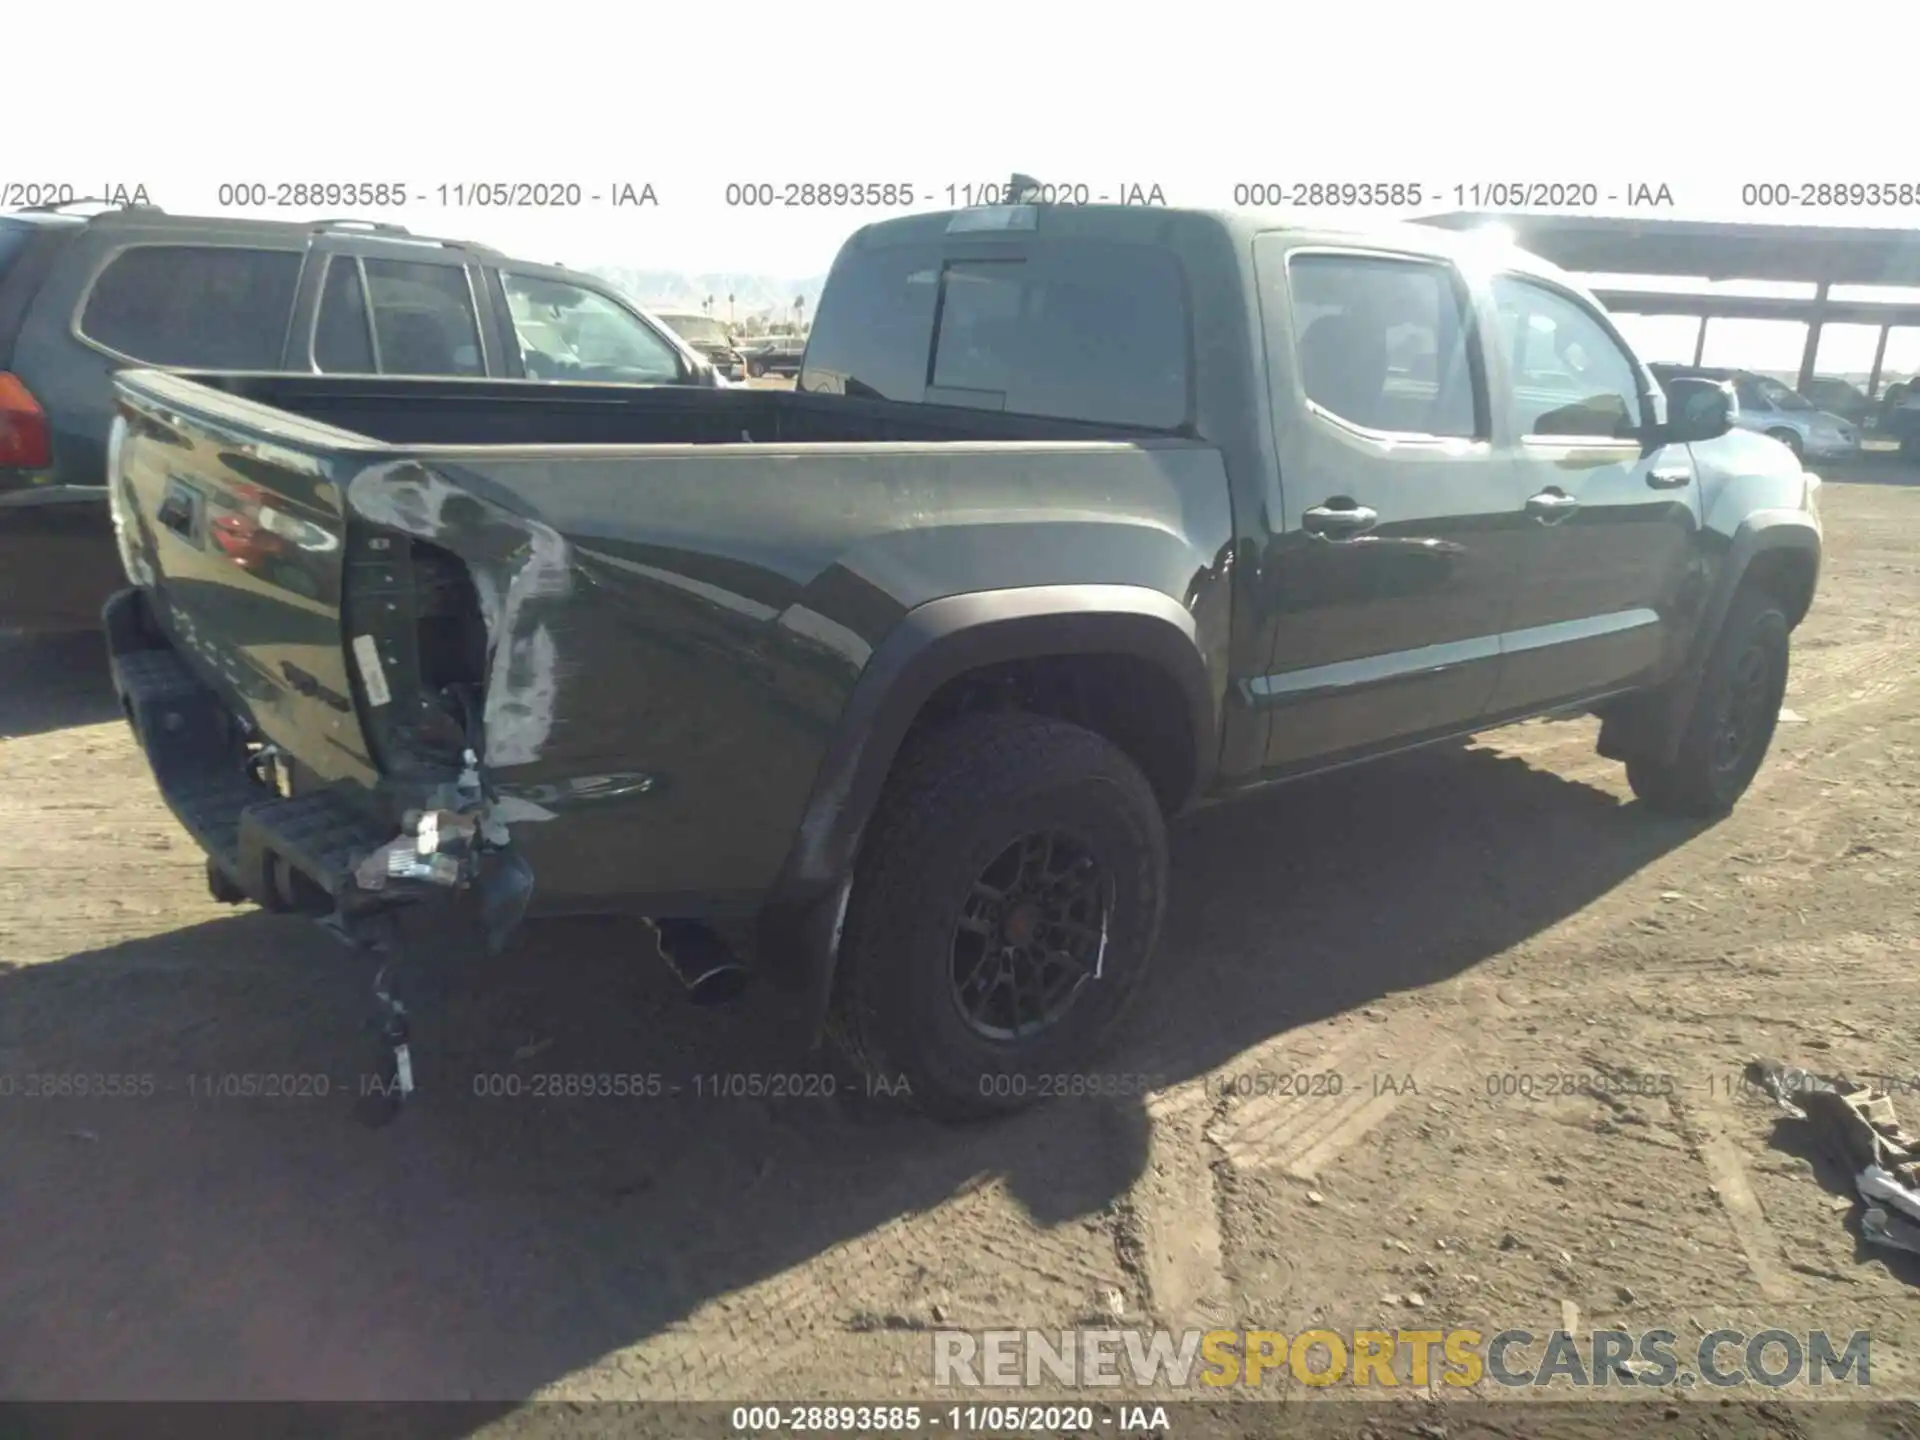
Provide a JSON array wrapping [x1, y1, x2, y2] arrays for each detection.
[[1651, 364, 1860, 462]]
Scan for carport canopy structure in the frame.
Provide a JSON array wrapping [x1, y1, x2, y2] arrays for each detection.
[[1414, 211, 1920, 397]]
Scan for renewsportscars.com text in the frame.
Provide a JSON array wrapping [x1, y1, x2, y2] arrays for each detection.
[[932, 1327, 1873, 1390]]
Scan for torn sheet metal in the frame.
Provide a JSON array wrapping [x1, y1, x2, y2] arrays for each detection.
[[344, 746, 531, 952], [1859, 1165, 1920, 1228], [346, 459, 574, 770], [353, 807, 478, 892], [337, 462, 659, 956], [1746, 1057, 1920, 1277], [1863, 1205, 1920, 1258]]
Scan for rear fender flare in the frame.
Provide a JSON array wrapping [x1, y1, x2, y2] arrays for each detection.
[[756, 583, 1217, 1032]]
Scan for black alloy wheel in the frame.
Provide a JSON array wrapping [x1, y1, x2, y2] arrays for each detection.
[[950, 828, 1110, 1041]]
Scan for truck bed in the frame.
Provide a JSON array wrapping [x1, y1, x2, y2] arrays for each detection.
[[105, 368, 1230, 922], [182, 372, 1178, 449]]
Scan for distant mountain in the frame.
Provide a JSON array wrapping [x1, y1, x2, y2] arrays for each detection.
[[587, 268, 827, 323]]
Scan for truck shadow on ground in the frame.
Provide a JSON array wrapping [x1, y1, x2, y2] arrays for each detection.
[[0, 631, 121, 739], [0, 738, 1708, 1409]]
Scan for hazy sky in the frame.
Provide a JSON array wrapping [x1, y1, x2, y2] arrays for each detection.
[[16, 0, 1920, 373]]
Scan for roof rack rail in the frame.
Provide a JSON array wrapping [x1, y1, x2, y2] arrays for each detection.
[[304, 218, 501, 255], [309, 218, 413, 235], [12, 197, 164, 217]]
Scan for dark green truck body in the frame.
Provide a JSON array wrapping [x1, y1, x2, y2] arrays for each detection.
[[101, 204, 1822, 1051]]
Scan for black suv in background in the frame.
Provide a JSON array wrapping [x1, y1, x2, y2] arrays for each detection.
[[740, 333, 807, 378], [0, 205, 721, 634]]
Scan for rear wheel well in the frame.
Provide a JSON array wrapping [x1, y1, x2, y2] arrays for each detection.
[[1739, 546, 1817, 630], [901, 652, 1198, 814]]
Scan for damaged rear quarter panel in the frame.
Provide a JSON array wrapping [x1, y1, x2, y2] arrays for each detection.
[[345, 460, 573, 772], [350, 440, 1231, 916]]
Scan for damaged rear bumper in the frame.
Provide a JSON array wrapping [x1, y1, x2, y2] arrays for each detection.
[[104, 587, 532, 945]]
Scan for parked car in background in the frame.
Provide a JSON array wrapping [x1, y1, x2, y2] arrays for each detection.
[[652, 309, 746, 380], [102, 203, 1820, 1120], [0, 204, 724, 634], [1874, 379, 1915, 443], [1801, 375, 1875, 429], [740, 333, 806, 378], [1878, 381, 1920, 456], [1649, 364, 1858, 462]]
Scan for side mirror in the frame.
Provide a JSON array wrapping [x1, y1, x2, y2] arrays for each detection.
[[1664, 376, 1734, 443]]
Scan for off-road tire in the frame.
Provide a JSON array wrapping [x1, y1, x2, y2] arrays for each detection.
[[831, 712, 1168, 1122], [1627, 588, 1791, 818]]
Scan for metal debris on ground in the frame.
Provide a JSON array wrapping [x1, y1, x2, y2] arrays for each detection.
[[1745, 1057, 1920, 1271]]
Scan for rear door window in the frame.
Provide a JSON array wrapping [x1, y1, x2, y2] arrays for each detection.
[[802, 241, 1190, 429], [79, 245, 302, 368], [362, 259, 485, 376], [312, 256, 375, 372], [1285, 251, 1482, 438], [799, 245, 941, 401]]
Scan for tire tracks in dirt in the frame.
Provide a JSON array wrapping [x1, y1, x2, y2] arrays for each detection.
[[1110, 575, 1919, 1343]]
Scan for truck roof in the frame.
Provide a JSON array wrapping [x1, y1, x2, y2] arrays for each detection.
[[837, 204, 1584, 290]]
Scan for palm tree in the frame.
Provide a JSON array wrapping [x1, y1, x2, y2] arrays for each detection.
[[794, 294, 807, 331]]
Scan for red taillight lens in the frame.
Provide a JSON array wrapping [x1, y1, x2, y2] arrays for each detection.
[[0, 372, 52, 469]]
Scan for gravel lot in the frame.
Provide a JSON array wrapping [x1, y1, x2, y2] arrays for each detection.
[[2, 467, 1916, 1436]]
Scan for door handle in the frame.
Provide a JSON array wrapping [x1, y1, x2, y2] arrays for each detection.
[[1647, 466, 1693, 489], [1301, 501, 1379, 539], [1526, 489, 1580, 524]]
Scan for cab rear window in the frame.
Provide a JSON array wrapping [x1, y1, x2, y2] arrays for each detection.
[[800, 240, 1190, 430]]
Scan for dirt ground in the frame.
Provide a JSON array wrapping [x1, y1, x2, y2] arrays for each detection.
[[2, 469, 1918, 1434]]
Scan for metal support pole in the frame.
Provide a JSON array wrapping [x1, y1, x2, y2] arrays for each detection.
[[1868, 323, 1892, 400], [1796, 282, 1831, 393]]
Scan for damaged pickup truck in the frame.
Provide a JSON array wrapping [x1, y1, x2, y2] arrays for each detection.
[[103, 200, 1822, 1120]]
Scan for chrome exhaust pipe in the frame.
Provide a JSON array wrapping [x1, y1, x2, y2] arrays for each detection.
[[651, 920, 751, 1006]]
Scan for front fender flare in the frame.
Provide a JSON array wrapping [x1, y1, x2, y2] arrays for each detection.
[[754, 583, 1217, 1035], [1610, 510, 1821, 767]]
